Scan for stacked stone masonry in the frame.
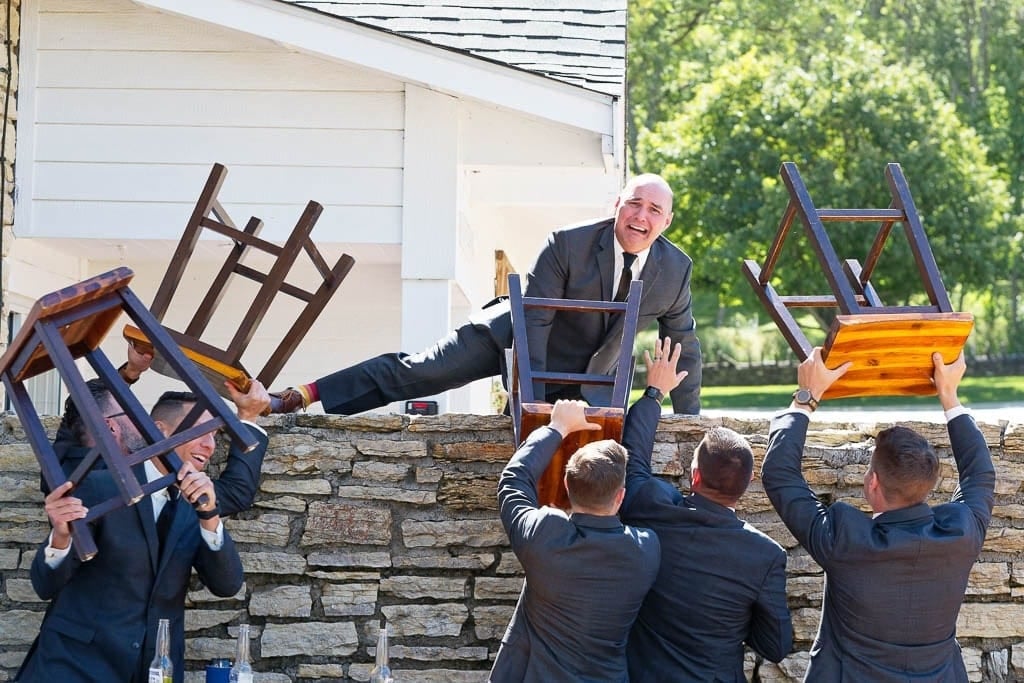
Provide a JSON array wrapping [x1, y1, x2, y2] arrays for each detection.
[[0, 411, 1022, 682]]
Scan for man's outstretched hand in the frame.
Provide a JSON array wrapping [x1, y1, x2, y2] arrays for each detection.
[[644, 336, 688, 398]]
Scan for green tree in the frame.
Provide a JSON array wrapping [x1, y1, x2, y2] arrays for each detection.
[[637, 45, 1010, 318]]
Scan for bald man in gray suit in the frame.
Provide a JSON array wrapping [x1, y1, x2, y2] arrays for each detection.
[[762, 349, 994, 681], [269, 174, 702, 416]]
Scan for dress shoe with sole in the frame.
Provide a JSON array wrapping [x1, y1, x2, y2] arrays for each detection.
[[266, 388, 306, 415]]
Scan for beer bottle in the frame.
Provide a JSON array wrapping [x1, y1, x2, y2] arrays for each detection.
[[148, 618, 173, 683], [228, 624, 253, 683], [369, 621, 393, 683]]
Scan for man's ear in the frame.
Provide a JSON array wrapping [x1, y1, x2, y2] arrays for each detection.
[[153, 419, 172, 438], [690, 467, 702, 489]]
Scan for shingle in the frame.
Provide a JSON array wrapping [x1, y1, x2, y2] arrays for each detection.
[[283, 0, 626, 94]]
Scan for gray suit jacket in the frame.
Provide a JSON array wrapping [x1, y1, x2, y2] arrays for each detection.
[[479, 217, 702, 414], [619, 397, 791, 681], [762, 412, 995, 682], [490, 426, 661, 683], [18, 468, 243, 683]]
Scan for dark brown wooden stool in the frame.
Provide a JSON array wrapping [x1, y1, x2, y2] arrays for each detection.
[[743, 162, 973, 399], [0, 268, 258, 561], [506, 273, 643, 509], [125, 162, 355, 397]]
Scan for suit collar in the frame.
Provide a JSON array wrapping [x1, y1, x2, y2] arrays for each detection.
[[874, 502, 933, 524], [570, 511, 624, 530], [688, 492, 739, 518]]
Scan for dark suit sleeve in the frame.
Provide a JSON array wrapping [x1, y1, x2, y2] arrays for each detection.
[[746, 548, 793, 662], [621, 396, 661, 512], [761, 412, 839, 565], [656, 253, 702, 415], [213, 425, 269, 517], [523, 231, 570, 399], [498, 426, 563, 556], [947, 413, 996, 536], [192, 526, 244, 597], [31, 537, 85, 600]]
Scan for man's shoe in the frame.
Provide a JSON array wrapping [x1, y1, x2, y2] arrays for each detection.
[[266, 388, 306, 414]]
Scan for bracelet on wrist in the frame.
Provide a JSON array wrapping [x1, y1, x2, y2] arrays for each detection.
[[195, 504, 221, 520], [117, 363, 141, 385], [643, 385, 664, 403]]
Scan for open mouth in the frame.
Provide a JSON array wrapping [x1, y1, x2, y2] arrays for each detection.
[[628, 223, 649, 235]]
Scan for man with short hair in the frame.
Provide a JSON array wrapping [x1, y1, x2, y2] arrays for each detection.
[[761, 349, 995, 681], [489, 397, 662, 682], [270, 173, 703, 416], [619, 337, 792, 680], [49, 368, 271, 517], [18, 386, 244, 683]]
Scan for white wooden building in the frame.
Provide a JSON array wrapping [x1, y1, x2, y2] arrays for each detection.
[[5, 0, 627, 415]]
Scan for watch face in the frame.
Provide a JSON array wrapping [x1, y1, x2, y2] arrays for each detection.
[[795, 389, 812, 404]]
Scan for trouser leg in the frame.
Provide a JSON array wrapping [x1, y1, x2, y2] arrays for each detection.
[[315, 322, 503, 415]]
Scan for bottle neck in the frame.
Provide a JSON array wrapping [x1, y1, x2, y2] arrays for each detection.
[[235, 625, 250, 663], [375, 629, 388, 666], [156, 619, 170, 658]]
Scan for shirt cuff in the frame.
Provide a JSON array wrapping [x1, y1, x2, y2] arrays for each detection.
[[777, 406, 814, 419], [241, 420, 267, 437], [44, 531, 72, 568], [200, 520, 225, 550], [945, 405, 970, 422]]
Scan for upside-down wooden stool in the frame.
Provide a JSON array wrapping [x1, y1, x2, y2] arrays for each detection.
[[742, 162, 973, 399], [0, 268, 258, 561], [124, 162, 355, 397], [506, 273, 643, 509]]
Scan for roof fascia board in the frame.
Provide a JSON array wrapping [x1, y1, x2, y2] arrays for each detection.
[[133, 0, 616, 136]]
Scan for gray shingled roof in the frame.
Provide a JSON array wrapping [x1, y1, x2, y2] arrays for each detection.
[[282, 1, 626, 95]]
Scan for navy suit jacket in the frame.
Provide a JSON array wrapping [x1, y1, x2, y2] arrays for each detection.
[[762, 412, 995, 682], [619, 397, 792, 681], [478, 217, 702, 414], [17, 468, 244, 683], [489, 426, 661, 683]]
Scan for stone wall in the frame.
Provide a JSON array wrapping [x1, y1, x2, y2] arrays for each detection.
[[0, 410, 1022, 682]]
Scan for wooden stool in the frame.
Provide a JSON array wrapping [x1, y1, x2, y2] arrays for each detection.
[[743, 162, 973, 399], [0, 268, 258, 561], [125, 162, 355, 396], [506, 274, 643, 509]]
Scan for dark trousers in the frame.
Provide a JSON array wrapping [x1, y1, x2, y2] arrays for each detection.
[[314, 320, 586, 415], [315, 321, 506, 415]]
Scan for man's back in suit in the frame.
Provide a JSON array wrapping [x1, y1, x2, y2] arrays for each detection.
[[761, 350, 995, 682], [490, 401, 661, 683], [619, 397, 791, 681]]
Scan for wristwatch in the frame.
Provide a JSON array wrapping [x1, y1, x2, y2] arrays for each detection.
[[643, 385, 664, 403], [791, 388, 819, 411]]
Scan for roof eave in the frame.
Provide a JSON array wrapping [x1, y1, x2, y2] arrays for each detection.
[[133, 0, 618, 138]]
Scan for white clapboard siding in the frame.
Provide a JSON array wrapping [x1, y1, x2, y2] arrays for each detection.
[[26, 0, 405, 246], [34, 51, 401, 92], [35, 89, 404, 128], [33, 125, 404, 167], [38, 8, 280, 52], [34, 163, 402, 205], [32, 202, 403, 244]]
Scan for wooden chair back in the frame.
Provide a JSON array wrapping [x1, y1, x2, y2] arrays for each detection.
[[126, 162, 355, 394], [506, 273, 642, 508]]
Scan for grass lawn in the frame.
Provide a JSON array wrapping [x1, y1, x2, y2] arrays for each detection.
[[632, 375, 1024, 410]]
